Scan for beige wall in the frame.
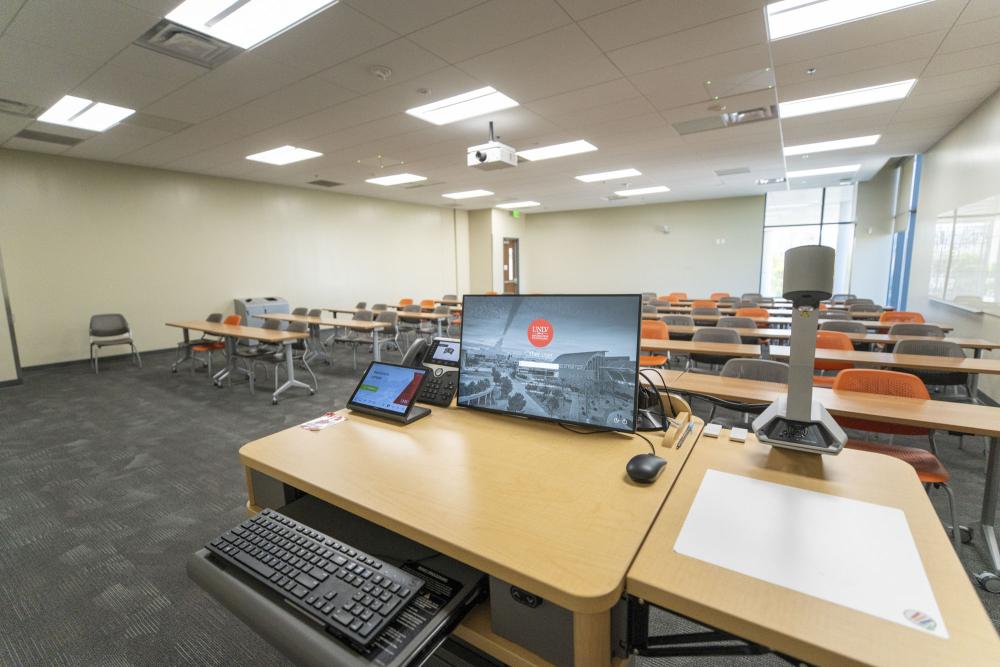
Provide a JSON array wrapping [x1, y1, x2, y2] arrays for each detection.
[[851, 165, 896, 301], [521, 196, 765, 296], [491, 208, 527, 293], [0, 149, 468, 366], [467, 209, 493, 293], [910, 87, 1000, 396]]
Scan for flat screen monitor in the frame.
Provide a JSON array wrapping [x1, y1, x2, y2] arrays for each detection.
[[457, 294, 641, 432]]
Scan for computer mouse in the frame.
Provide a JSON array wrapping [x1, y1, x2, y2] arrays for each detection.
[[626, 453, 667, 484]]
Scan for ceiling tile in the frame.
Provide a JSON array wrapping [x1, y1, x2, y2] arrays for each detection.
[[105, 45, 208, 89], [552, 0, 636, 21], [912, 66, 1000, 96], [4, 0, 157, 61], [607, 10, 766, 75], [0, 0, 25, 33], [777, 60, 927, 102], [410, 0, 571, 63], [525, 78, 639, 119], [958, 0, 1000, 24], [251, 3, 398, 74], [74, 63, 180, 109], [923, 42, 1000, 77], [457, 24, 620, 102], [0, 35, 105, 107], [344, 0, 487, 34], [0, 113, 31, 142], [318, 38, 448, 94], [939, 13, 1000, 53], [62, 123, 171, 160]]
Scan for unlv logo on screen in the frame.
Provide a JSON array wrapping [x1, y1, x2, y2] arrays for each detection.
[[527, 319, 553, 347]]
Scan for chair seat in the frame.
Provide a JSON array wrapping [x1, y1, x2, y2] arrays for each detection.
[[845, 440, 950, 484], [92, 335, 133, 346], [639, 354, 668, 367], [192, 342, 225, 352]]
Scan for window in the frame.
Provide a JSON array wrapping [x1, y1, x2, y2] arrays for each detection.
[[929, 195, 1000, 313], [760, 185, 857, 297]]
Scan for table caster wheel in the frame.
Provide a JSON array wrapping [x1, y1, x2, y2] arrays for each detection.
[[310, 390, 315, 396], [975, 571, 1000, 593], [171, 368, 178, 374], [272, 398, 278, 405], [960, 526, 974, 544]]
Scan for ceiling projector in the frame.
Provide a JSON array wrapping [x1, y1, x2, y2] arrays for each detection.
[[467, 122, 516, 171]]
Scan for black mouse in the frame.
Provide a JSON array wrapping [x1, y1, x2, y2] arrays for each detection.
[[626, 453, 666, 484]]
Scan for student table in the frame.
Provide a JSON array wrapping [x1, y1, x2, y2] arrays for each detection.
[[259, 313, 388, 363]]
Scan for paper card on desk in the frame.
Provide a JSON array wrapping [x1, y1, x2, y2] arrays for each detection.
[[299, 412, 345, 431], [674, 469, 947, 639]]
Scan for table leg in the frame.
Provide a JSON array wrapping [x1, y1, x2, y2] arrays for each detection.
[[969, 349, 982, 401], [981, 436, 1000, 574], [436, 317, 444, 337], [213, 336, 235, 386], [272, 341, 314, 404], [171, 328, 192, 372], [306, 323, 333, 365], [372, 329, 382, 362], [572, 609, 611, 667]]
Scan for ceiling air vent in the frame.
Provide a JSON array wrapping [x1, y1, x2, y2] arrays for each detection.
[[135, 19, 242, 69], [672, 105, 778, 136], [308, 179, 342, 187], [714, 167, 750, 177], [14, 129, 84, 146], [0, 98, 39, 118], [402, 181, 444, 190]]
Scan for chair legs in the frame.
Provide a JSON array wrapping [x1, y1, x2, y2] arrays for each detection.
[[939, 483, 962, 551]]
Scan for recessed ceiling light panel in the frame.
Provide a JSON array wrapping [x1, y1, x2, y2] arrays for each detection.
[[405, 87, 518, 126], [517, 140, 597, 162], [37, 95, 135, 132], [614, 186, 670, 197], [787, 164, 861, 178], [365, 173, 427, 186], [779, 80, 915, 118], [766, 0, 933, 41], [167, 0, 340, 49], [575, 168, 641, 182], [496, 201, 540, 209], [784, 135, 880, 156], [442, 190, 494, 200], [246, 145, 323, 165]]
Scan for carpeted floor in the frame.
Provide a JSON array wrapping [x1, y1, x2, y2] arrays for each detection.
[[1, 347, 997, 666]]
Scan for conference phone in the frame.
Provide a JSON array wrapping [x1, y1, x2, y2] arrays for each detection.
[[405, 337, 461, 407]]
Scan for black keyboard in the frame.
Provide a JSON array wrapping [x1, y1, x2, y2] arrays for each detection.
[[416, 371, 457, 406], [206, 508, 424, 648]]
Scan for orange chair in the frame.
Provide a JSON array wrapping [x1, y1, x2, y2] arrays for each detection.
[[880, 311, 925, 324], [484, 291, 498, 296], [223, 314, 241, 325], [709, 292, 729, 300], [398, 298, 414, 307], [420, 299, 436, 311], [832, 369, 962, 549], [691, 300, 716, 309], [668, 292, 688, 300], [640, 320, 670, 367], [813, 330, 854, 387], [735, 307, 768, 319], [662, 294, 684, 303]]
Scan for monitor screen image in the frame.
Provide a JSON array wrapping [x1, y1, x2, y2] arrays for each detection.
[[350, 363, 426, 415], [458, 295, 641, 432]]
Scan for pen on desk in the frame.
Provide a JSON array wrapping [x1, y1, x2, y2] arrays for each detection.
[[674, 422, 694, 450]]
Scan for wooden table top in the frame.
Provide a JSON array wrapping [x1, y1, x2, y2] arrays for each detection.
[[648, 326, 998, 350], [258, 313, 387, 330], [627, 433, 1000, 666], [641, 338, 762, 357], [395, 311, 451, 320], [239, 406, 690, 613], [165, 320, 308, 343], [649, 369, 1000, 437], [768, 345, 1000, 375]]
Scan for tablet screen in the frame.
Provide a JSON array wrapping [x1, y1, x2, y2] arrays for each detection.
[[349, 363, 427, 415]]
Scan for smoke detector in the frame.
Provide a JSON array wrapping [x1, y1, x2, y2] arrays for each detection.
[[370, 65, 393, 81]]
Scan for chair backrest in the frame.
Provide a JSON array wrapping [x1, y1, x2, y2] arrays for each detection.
[[668, 292, 687, 300], [371, 304, 387, 311], [433, 306, 451, 314], [291, 307, 308, 315], [815, 330, 853, 371], [709, 292, 730, 300], [735, 307, 768, 319], [887, 323, 945, 338], [845, 298, 873, 306], [398, 298, 414, 306], [641, 304, 657, 313], [641, 319, 669, 341], [718, 296, 740, 305], [832, 369, 930, 435], [353, 310, 374, 322], [819, 320, 867, 334], [741, 293, 762, 301], [661, 294, 683, 303], [830, 293, 855, 304], [661, 314, 695, 327], [641, 292, 657, 302], [819, 310, 850, 320], [442, 294, 457, 301], [355, 301, 367, 309], [307, 308, 322, 318], [484, 291, 498, 296], [721, 358, 789, 383], [880, 311, 925, 324], [261, 318, 281, 330], [206, 313, 223, 323], [848, 303, 883, 313], [894, 338, 965, 359], [692, 327, 741, 344], [420, 299, 436, 310], [717, 316, 756, 330], [89, 313, 129, 337], [223, 314, 242, 326], [692, 300, 716, 309], [403, 304, 421, 312], [691, 307, 720, 316], [288, 320, 308, 334], [376, 310, 397, 333]]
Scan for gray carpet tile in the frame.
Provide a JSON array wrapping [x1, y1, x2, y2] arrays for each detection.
[[0, 347, 998, 666]]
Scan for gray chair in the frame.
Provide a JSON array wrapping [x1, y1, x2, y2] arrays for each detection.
[[348, 311, 403, 366], [718, 296, 740, 306], [820, 319, 869, 350], [736, 300, 759, 309], [442, 294, 458, 302], [307, 308, 322, 318], [893, 339, 971, 400], [690, 307, 720, 317], [641, 304, 658, 314], [741, 293, 762, 302], [661, 314, 695, 342], [688, 327, 742, 373], [819, 310, 850, 320], [89, 314, 141, 374], [332, 310, 374, 369], [848, 303, 883, 314], [371, 303, 388, 312], [844, 298, 873, 306], [291, 307, 308, 315], [888, 323, 945, 338], [717, 316, 758, 344], [704, 359, 792, 426], [397, 304, 422, 347], [420, 306, 451, 340], [641, 292, 657, 303], [252, 320, 317, 397], [831, 293, 855, 304], [355, 301, 367, 309]]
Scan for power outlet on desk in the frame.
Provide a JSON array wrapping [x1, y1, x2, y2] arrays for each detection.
[[509, 586, 542, 608]]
